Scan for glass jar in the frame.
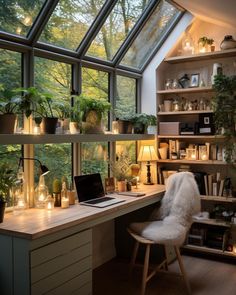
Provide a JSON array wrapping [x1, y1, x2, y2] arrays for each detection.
[[34, 175, 48, 208], [172, 98, 180, 111], [165, 79, 172, 90], [172, 79, 179, 89]]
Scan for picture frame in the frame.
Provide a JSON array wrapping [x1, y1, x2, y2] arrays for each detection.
[[104, 177, 115, 193], [190, 73, 199, 87]]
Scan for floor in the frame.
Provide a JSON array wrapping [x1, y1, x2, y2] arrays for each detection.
[[93, 254, 236, 295]]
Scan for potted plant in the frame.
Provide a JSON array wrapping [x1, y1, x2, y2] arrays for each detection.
[[0, 86, 21, 134], [109, 152, 132, 192], [34, 92, 61, 134], [146, 114, 157, 134], [57, 101, 71, 133], [213, 74, 236, 164], [78, 94, 111, 134], [0, 163, 16, 222], [130, 113, 157, 134], [198, 36, 214, 52], [69, 100, 81, 134]]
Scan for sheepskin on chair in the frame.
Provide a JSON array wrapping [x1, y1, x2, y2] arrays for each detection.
[[130, 172, 201, 246]]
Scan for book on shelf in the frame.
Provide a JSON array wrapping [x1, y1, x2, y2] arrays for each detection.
[[204, 175, 208, 196], [208, 174, 213, 196], [218, 179, 225, 197]]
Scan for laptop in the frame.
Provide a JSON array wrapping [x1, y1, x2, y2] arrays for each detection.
[[74, 173, 125, 208]]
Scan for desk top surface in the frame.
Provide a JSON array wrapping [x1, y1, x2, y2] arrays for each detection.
[[0, 185, 165, 240]]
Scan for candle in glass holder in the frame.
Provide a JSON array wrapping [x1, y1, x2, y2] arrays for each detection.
[[45, 195, 54, 210], [61, 197, 69, 208]]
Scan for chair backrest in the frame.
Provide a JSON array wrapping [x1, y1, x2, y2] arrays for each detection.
[[150, 172, 200, 229]]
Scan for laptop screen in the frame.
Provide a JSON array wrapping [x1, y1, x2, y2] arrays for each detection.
[[74, 173, 105, 202]]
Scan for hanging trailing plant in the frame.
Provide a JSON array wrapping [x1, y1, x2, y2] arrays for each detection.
[[213, 74, 236, 164]]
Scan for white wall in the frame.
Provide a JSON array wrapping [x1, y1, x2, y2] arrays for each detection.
[[141, 12, 193, 114]]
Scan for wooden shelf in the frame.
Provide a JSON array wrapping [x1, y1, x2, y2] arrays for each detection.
[[165, 48, 236, 64], [157, 135, 224, 139], [0, 133, 155, 145], [157, 87, 213, 94], [193, 218, 231, 227], [158, 110, 213, 115], [200, 195, 236, 203], [157, 159, 226, 165], [183, 244, 236, 257]]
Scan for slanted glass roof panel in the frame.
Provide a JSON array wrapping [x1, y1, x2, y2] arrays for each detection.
[[0, 0, 46, 37], [86, 0, 151, 61], [120, 0, 180, 69], [39, 0, 105, 50]]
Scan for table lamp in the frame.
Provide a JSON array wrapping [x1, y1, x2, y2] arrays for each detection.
[[137, 145, 158, 185], [18, 157, 50, 176]]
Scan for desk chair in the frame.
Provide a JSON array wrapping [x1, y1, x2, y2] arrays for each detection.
[[127, 172, 200, 295]]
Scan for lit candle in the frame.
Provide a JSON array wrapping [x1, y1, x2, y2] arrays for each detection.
[[202, 154, 207, 160], [33, 126, 40, 135], [17, 200, 25, 208], [61, 197, 69, 209]]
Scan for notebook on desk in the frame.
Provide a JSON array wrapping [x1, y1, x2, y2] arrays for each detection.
[[74, 173, 125, 208]]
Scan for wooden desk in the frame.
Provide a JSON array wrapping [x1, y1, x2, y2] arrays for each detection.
[[0, 185, 165, 295]]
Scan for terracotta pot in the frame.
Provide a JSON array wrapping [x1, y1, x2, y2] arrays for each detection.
[[117, 181, 126, 192], [83, 110, 103, 134], [117, 120, 132, 134], [69, 122, 80, 134], [0, 114, 16, 134]]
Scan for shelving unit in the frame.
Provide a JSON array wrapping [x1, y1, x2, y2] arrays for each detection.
[[156, 48, 236, 258]]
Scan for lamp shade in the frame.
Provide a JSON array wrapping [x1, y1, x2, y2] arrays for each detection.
[[137, 145, 158, 162]]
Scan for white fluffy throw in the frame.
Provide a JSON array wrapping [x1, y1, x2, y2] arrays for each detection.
[[130, 172, 201, 246]]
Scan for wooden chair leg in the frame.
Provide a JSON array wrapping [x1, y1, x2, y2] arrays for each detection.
[[129, 240, 139, 276], [163, 245, 169, 271], [141, 244, 150, 295], [174, 246, 191, 295]]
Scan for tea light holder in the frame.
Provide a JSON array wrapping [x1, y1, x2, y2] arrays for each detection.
[[61, 197, 69, 209], [45, 195, 54, 210]]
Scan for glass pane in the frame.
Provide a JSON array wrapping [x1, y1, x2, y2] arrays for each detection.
[[82, 67, 109, 130], [34, 58, 72, 191], [0, 49, 21, 89], [0, 1, 46, 37], [0, 145, 22, 207], [81, 142, 108, 180], [81, 68, 109, 178], [0, 49, 22, 207], [121, 0, 180, 69], [34, 144, 72, 193], [115, 75, 136, 119], [86, 0, 151, 61], [39, 0, 105, 50]]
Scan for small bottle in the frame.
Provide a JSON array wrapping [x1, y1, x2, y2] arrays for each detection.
[[61, 181, 69, 208]]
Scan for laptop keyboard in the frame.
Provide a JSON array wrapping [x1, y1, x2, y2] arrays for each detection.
[[86, 197, 115, 204]]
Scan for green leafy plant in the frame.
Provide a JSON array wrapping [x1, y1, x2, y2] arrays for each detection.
[[70, 100, 81, 123], [213, 74, 236, 163], [198, 36, 214, 46], [0, 85, 21, 114], [78, 94, 111, 121], [0, 163, 16, 203], [130, 113, 157, 126]]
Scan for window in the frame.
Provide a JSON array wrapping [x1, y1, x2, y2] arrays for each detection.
[[34, 57, 72, 189], [81, 67, 109, 177], [0, 1, 46, 37], [86, 0, 151, 61], [120, 0, 181, 69], [39, 0, 105, 50]]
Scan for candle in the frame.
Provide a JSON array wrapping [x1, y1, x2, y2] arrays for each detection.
[[17, 199, 25, 208], [61, 197, 69, 209], [39, 194, 45, 202]]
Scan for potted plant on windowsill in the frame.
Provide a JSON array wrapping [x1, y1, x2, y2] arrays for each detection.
[[78, 94, 111, 134], [69, 100, 81, 134], [0, 86, 21, 134], [0, 164, 16, 223]]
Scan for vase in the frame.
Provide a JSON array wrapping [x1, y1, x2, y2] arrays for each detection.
[[117, 120, 133, 134], [117, 181, 126, 192], [220, 35, 236, 50], [41, 117, 58, 134]]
